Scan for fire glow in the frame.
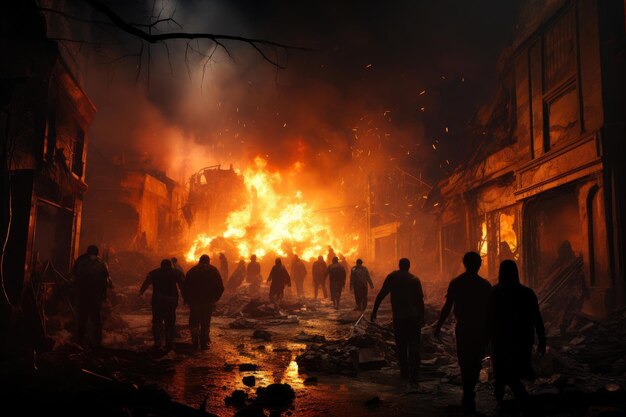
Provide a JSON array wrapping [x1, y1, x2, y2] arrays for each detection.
[[185, 157, 359, 262]]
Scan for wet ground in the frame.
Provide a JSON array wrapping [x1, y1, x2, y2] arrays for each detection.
[[113, 287, 494, 417]]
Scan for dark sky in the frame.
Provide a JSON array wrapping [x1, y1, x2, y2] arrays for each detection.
[[77, 0, 524, 184]]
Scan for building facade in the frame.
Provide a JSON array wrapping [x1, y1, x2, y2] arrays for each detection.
[[434, 0, 625, 318]]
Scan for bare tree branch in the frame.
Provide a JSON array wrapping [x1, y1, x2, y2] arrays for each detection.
[[72, 0, 311, 68]]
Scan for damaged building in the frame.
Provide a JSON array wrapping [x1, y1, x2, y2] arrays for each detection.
[[0, 1, 95, 307], [80, 158, 187, 255], [433, 0, 626, 319]]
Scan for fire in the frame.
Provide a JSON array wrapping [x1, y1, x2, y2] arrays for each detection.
[[185, 157, 359, 262]]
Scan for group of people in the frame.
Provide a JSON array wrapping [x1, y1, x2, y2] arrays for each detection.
[[370, 252, 546, 415], [73, 244, 545, 414]]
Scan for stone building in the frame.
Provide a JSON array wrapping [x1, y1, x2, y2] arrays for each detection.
[[432, 0, 625, 318]]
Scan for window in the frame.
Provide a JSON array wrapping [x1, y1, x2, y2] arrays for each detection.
[[544, 7, 576, 91], [72, 127, 85, 177]]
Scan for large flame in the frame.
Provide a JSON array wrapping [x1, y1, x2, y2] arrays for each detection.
[[185, 157, 358, 262]]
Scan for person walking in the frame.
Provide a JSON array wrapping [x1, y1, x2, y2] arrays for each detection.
[[371, 258, 424, 387], [267, 258, 292, 303], [140, 259, 185, 351], [434, 252, 492, 414], [73, 245, 110, 346], [185, 255, 224, 349], [312, 256, 328, 300], [488, 260, 546, 413], [350, 259, 374, 311], [328, 257, 346, 309], [290, 254, 307, 298]]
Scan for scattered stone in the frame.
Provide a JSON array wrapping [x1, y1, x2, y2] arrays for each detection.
[[239, 363, 258, 372], [243, 375, 256, 387], [255, 345, 266, 351], [230, 317, 259, 329], [224, 389, 248, 406], [253, 330, 272, 341], [294, 332, 326, 343], [255, 383, 296, 407]]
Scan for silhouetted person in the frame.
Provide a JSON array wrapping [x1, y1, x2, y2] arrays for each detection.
[[488, 260, 546, 410], [290, 255, 307, 298], [73, 245, 110, 346], [339, 255, 349, 275], [171, 257, 184, 274], [312, 256, 328, 299], [226, 259, 246, 292], [371, 258, 424, 386], [267, 258, 291, 303], [434, 252, 491, 414], [246, 254, 262, 294], [326, 246, 336, 266], [350, 259, 374, 311], [219, 253, 229, 283], [328, 256, 347, 309], [140, 259, 185, 351], [185, 255, 224, 349]]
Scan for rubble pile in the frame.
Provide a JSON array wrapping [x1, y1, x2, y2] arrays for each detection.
[[296, 319, 397, 374], [567, 308, 626, 377]]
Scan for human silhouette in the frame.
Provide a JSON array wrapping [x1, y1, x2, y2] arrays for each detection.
[[434, 251, 491, 414], [488, 260, 546, 410], [312, 255, 328, 299], [371, 258, 424, 387], [140, 259, 185, 351], [290, 254, 307, 298], [328, 256, 347, 309], [267, 258, 291, 303], [226, 259, 246, 292], [219, 253, 229, 283], [73, 245, 110, 346], [185, 255, 224, 349], [246, 254, 262, 294], [171, 257, 185, 274], [350, 258, 374, 311], [326, 246, 336, 266]]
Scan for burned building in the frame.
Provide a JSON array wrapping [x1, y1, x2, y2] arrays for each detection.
[[184, 165, 246, 238], [80, 159, 187, 255], [0, 2, 95, 306], [433, 0, 626, 318]]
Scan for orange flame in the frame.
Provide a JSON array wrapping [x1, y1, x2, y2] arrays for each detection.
[[185, 157, 359, 262]]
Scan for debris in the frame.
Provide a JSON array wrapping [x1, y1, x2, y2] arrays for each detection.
[[239, 363, 259, 372], [253, 330, 272, 341], [225, 390, 248, 406], [294, 332, 326, 343], [230, 318, 259, 329], [243, 375, 256, 387], [254, 383, 296, 407]]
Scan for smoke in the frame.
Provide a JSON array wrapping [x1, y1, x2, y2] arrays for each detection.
[[78, 0, 521, 198]]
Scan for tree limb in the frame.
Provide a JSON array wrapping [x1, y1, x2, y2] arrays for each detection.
[[73, 0, 311, 68]]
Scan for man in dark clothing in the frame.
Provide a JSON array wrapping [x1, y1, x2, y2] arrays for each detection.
[[350, 259, 374, 311], [290, 255, 307, 298], [246, 254, 262, 294], [312, 256, 328, 300], [73, 245, 110, 346], [328, 257, 346, 309], [434, 251, 492, 414], [185, 254, 224, 349], [219, 253, 229, 283], [371, 258, 424, 386], [267, 258, 291, 303], [488, 260, 546, 410], [140, 259, 185, 351]]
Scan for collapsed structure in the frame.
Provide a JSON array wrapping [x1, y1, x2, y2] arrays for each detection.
[[431, 0, 626, 318]]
